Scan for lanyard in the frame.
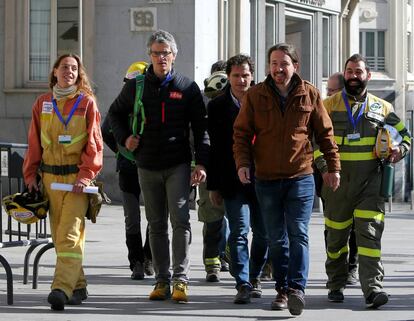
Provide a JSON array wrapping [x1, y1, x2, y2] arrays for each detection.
[[52, 94, 83, 129], [341, 90, 367, 131]]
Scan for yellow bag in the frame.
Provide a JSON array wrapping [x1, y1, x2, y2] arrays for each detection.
[[374, 127, 392, 159], [86, 181, 111, 223], [2, 191, 48, 224]]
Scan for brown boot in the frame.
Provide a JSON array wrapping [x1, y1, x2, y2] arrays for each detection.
[[271, 288, 288, 310]]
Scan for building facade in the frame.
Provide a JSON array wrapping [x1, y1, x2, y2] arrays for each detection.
[[1, 0, 413, 201]]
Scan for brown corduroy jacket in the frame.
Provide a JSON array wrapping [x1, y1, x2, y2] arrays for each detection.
[[233, 74, 340, 180]]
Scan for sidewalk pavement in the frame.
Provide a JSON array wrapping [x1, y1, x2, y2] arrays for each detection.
[[1, 203, 413, 321]]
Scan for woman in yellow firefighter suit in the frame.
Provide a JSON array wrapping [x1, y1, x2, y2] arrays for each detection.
[[23, 54, 103, 311]]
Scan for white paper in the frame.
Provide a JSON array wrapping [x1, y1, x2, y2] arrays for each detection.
[[51, 182, 99, 194]]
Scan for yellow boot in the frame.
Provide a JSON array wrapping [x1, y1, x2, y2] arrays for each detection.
[[172, 281, 188, 302], [149, 282, 171, 300]]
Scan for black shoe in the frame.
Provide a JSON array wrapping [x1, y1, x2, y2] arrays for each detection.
[[234, 284, 251, 304], [206, 270, 220, 282], [328, 289, 344, 302], [67, 288, 88, 305], [47, 289, 67, 311], [287, 289, 305, 316], [366, 291, 388, 309], [346, 270, 358, 285], [260, 262, 273, 281], [220, 257, 230, 272], [131, 262, 144, 280], [250, 279, 262, 298], [144, 259, 154, 276]]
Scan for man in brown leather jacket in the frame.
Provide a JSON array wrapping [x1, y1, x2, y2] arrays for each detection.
[[233, 43, 340, 316]]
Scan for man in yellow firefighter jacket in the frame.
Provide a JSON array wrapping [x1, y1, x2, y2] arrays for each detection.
[[23, 54, 103, 311], [314, 54, 411, 309]]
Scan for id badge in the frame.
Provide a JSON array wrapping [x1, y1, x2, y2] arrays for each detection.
[[347, 132, 360, 142], [58, 135, 72, 144]]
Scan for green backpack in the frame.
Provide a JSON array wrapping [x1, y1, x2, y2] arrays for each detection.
[[117, 74, 146, 162]]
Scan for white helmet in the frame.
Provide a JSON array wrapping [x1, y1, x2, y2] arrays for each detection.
[[204, 71, 228, 98]]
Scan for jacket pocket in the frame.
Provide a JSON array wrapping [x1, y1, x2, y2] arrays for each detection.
[[255, 104, 275, 134], [293, 104, 312, 127]]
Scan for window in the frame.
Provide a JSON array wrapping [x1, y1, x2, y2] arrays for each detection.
[[322, 16, 331, 78], [359, 30, 385, 71], [265, 3, 276, 53], [4, 0, 93, 91], [28, 0, 80, 83]]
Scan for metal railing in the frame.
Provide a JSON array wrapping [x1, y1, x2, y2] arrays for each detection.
[[0, 142, 54, 305]]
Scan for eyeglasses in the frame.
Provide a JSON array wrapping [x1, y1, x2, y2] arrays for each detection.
[[150, 51, 172, 58]]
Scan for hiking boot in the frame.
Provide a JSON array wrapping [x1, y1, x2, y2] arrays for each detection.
[[131, 261, 144, 280], [47, 289, 67, 311], [67, 288, 88, 305], [328, 289, 344, 302], [149, 282, 171, 300], [250, 279, 262, 298], [260, 262, 273, 281], [206, 270, 220, 282], [220, 257, 230, 272], [144, 258, 154, 276], [271, 289, 288, 310], [172, 281, 188, 302], [365, 291, 388, 309], [346, 269, 358, 285], [287, 288, 305, 316], [234, 284, 251, 304]]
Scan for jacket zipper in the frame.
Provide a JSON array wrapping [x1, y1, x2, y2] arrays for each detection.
[[161, 101, 165, 123]]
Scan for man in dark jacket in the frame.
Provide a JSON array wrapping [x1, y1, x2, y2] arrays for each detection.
[[102, 61, 153, 281], [208, 54, 268, 304], [108, 30, 209, 303]]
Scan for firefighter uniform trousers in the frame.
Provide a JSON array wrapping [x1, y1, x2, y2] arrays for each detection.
[[43, 172, 88, 297], [322, 160, 384, 298]]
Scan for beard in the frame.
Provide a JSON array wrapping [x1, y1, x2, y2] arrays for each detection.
[[344, 78, 368, 96]]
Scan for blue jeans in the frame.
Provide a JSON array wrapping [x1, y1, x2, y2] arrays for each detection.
[[255, 175, 314, 292], [224, 191, 268, 287]]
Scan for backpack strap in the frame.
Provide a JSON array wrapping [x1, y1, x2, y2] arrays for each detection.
[[117, 74, 146, 162], [132, 74, 145, 136]]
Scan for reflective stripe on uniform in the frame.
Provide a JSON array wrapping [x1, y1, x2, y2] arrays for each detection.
[[314, 149, 323, 159], [394, 121, 405, 132], [327, 245, 349, 259], [358, 246, 381, 258], [339, 152, 377, 161], [57, 252, 83, 259], [354, 209, 384, 222], [325, 217, 354, 230], [204, 257, 221, 266], [64, 132, 88, 147], [41, 130, 51, 145], [334, 136, 376, 146]]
